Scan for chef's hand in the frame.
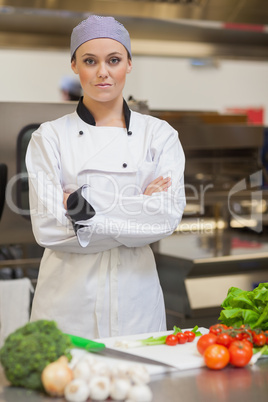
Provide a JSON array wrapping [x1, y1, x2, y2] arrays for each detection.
[[63, 192, 70, 210], [63, 178, 171, 207], [144, 176, 171, 196]]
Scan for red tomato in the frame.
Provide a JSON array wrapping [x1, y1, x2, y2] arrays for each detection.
[[165, 334, 178, 346], [216, 333, 232, 348], [253, 332, 266, 347], [204, 344, 230, 370], [209, 324, 228, 335], [184, 331, 196, 342], [197, 333, 217, 355], [177, 332, 188, 344], [241, 332, 252, 341], [233, 332, 243, 341], [229, 341, 253, 367], [242, 339, 253, 349], [264, 331, 268, 344]]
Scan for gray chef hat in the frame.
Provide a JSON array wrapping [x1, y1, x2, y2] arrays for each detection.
[[70, 15, 132, 60]]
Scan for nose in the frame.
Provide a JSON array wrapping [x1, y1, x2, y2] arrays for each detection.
[[97, 62, 109, 78]]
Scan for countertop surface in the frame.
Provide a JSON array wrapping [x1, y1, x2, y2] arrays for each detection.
[[1, 327, 268, 402], [158, 230, 268, 261], [1, 360, 268, 402]]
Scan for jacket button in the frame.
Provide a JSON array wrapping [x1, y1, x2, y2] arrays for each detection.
[[122, 163, 127, 168], [79, 130, 84, 135], [127, 131, 132, 135]]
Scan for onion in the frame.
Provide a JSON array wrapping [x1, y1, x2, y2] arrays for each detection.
[[41, 356, 73, 396]]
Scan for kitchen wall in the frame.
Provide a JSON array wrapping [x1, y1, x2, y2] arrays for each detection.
[[0, 48, 268, 124]]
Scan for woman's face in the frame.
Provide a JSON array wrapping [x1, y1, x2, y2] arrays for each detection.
[[71, 38, 132, 104]]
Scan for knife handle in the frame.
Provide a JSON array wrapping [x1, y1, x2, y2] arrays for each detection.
[[66, 333, 106, 351]]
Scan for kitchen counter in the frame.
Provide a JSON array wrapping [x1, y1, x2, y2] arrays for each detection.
[[1, 360, 268, 402], [0, 326, 267, 402]]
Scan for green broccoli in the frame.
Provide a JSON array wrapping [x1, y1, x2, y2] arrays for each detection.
[[0, 320, 73, 391]]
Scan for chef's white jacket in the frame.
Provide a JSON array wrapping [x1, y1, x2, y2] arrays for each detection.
[[26, 99, 186, 339]]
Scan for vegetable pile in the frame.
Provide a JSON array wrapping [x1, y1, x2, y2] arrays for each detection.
[[218, 282, 268, 330], [0, 320, 154, 401], [55, 354, 153, 402], [197, 323, 268, 370], [199, 281, 268, 370], [0, 320, 72, 391]]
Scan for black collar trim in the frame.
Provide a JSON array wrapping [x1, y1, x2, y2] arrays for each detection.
[[76, 97, 95, 126], [123, 98, 131, 132], [76, 97, 131, 132]]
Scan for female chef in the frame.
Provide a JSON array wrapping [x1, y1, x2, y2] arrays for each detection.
[[26, 15, 186, 339]]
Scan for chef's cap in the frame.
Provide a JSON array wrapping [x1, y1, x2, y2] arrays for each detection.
[[70, 15, 132, 60]]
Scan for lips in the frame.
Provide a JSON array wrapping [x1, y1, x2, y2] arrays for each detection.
[[95, 83, 112, 88]]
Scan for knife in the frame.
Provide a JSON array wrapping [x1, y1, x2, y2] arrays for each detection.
[[66, 333, 176, 369]]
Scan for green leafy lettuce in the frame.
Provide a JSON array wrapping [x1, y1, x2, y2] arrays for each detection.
[[219, 282, 268, 330]]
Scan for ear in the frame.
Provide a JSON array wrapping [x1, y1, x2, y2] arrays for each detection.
[[127, 59, 132, 74], [71, 59, 78, 74]]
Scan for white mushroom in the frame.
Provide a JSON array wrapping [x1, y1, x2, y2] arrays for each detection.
[[89, 375, 111, 401], [110, 378, 131, 400], [64, 378, 90, 402], [81, 353, 97, 368], [73, 360, 92, 382], [110, 362, 130, 379], [128, 364, 150, 384], [69, 351, 85, 370], [91, 360, 110, 377], [126, 384, 153, 402]]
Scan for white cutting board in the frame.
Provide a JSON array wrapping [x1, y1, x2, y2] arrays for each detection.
[[98, 327, 209, 375], [70, 327, 209, 377], [70, 327, 267, 377]]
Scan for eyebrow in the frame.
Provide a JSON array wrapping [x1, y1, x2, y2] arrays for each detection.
[[81, 51, 123, 57]]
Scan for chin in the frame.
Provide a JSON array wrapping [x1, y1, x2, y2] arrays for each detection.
[[95, 94, 120, 103]]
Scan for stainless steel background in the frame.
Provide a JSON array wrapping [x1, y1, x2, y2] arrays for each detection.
[[0, 102, 75, 246], [0, 0, 268, 59]]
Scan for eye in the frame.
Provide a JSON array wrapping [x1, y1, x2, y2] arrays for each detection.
[[84, 58, 95, 65], [109, 57, 121, 65]]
